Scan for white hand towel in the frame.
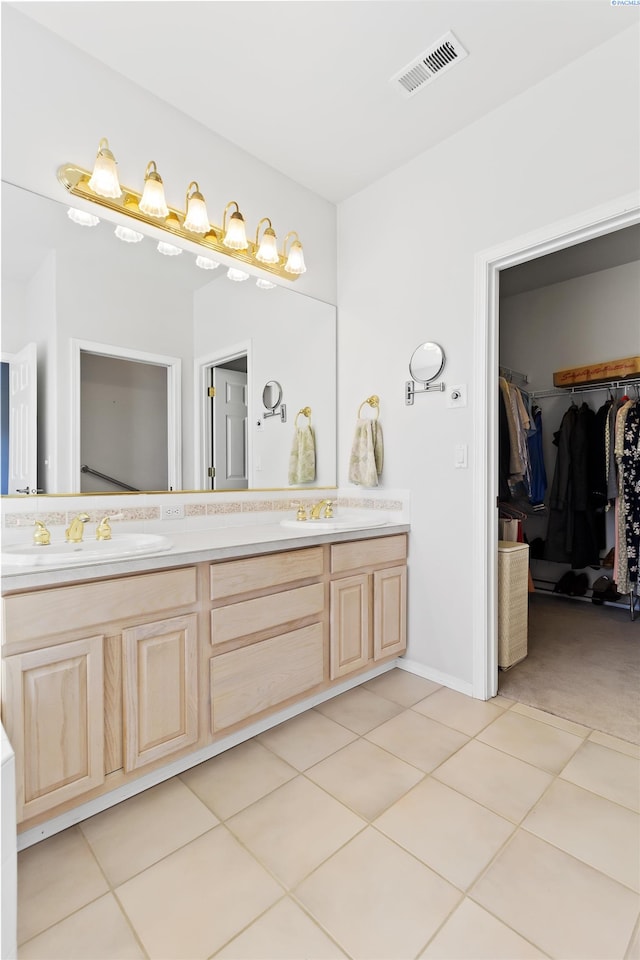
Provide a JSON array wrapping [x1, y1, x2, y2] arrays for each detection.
[[349, 419, 383, 486], [288, 424, 316, 484]]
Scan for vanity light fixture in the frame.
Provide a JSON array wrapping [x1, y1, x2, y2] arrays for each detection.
[[255, 218, 279, 264], [115, 225, 144, 243], [222, 201, 248, 250], [67, 207, 100, 227], [256, 278, 276, 289], [87, 138, 122, 199], [157, 241, 183, 256], [282, 232, 307, 275], [227, 267, 249, 282], [195, 255, 220, 270], [58, 140, 307, 280], [183, 181, 210, 234], [139, 161, 169, 219]]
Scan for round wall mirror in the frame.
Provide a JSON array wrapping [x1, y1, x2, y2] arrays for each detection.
[[262, 380, 282, 410], [409, 342, 446, 383]]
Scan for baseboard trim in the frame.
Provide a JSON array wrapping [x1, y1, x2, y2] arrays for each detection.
[[397, 658, 474, 697]]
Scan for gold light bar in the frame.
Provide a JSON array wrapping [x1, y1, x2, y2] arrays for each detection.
[[58, 162, 302, 281]]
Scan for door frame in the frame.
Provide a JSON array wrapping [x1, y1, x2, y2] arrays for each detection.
[[194, 340, 252, 490], [471, 192, 640, 700], [70, 339, 182, 492]]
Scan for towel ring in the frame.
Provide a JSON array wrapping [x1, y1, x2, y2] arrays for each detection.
[[295, 406, 312, 427], [358, 395, 380, 419]]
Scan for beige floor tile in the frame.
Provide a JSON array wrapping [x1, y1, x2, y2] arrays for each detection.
[[295, 827, 461, 960], [471, 830, 639, 960], [226, 776, 365, 887], [365, 710, 468, 773], [18, 893, 144, 960], [362, 668, 441, 705], [257, 710, 357, 770], [561, 740, 640, 812], [433, 739, 553, 823], [80, 777, 218, 885], [477, 710, 583, 773], [314, 686, 403, 734], [523, 778, 640, 891], [419, 898, 547, 959], [17, 827, 108, 945], [180, 739, 296, 819], [306, 738, 424, 820], [412, 687, 505, 736], [493, 694, 516, 709], [215, 896, 347, 958], [116, 826, 281, 960], [511, 701, 592, 738], [589, 730, 640, 759], [375, 778, 515, 890]]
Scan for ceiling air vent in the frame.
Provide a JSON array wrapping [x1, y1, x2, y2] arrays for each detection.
[[391, 31, 468, 98]]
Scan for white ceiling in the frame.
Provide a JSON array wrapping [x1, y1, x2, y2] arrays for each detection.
[[11, 1, 638, 202]]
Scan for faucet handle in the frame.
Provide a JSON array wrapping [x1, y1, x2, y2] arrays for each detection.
[[324, 500, 334, 519], [96, 513, 123, 540], [291, 501, 308, 521], [33, 520, 51, 546]]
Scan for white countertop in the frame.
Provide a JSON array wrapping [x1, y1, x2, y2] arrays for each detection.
[[1, 521, 410, 593]]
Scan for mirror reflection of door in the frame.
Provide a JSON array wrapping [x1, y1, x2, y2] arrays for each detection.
[[207, 355, 248, 490], [1, 343, 38, 494], [80, 352, 169, 492]]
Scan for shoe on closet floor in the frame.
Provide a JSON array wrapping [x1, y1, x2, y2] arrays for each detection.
[[570, 573, 589, 596], [553, 571, 577, 595], [591, 575, 621, 605]]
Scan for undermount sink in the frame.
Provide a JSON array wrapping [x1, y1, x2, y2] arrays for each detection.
[[280, 517, 389, 533], [2, 533, 173, 568]]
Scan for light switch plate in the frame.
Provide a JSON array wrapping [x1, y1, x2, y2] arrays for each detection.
[[454, 443, 468, 468], [447, 384, 467, 408]]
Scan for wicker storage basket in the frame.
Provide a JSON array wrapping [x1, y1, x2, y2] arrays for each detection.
[[498, 541, 529, 669]]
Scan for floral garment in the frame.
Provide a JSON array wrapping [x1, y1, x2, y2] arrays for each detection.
[[615, 401, 640, 593]]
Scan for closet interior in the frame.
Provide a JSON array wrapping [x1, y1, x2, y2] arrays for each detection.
[[496, 224, 640, 739]]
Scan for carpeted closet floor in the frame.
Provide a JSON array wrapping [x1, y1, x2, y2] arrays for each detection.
[[498, 592, 640, 745]]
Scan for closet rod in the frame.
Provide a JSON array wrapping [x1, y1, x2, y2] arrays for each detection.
[[530, 377, 640, 400], [499, 365, 529, 384]]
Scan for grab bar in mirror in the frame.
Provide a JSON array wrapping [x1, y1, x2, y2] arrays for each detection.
[[81, 464, 140, 492]]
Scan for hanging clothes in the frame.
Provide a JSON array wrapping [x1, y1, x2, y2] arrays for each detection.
[[526, 403, 547, 508], [614, 400, 640, 594]]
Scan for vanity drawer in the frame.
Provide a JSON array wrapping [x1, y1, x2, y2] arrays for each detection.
[[331, 535, 407, 574], [211, 582, 325, 645], [210, 622, 324, 731], [210, 547, 324, 599], [2, 567, 198, 647]]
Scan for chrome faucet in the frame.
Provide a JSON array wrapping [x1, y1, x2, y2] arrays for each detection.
[[65, 513, 90, 543], [309, 499, 334, 520]]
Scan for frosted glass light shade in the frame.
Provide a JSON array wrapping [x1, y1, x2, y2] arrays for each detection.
[[115, 225, 144, 243], [256, 229, 279, 264], [157, 241, 182, 256], [88, 139, 121, 199], [183, 182, 210, 234], [285, 240, 307, 275], [139, 164, 169, 219], [256, 278, 276, 289], [67, 207, 100, 227], [196, 256, 220, 270], [223, 212, 248, 250], [227, 267, 249, 282]]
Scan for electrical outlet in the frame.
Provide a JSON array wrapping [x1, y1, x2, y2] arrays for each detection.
[[162, 504, 185, 520]]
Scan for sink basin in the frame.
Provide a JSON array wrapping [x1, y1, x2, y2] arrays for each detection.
[[2, 533, 173, 568], [280, 517, 389, 533]]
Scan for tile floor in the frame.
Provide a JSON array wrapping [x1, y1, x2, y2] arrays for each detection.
[[16, 670, 640, 960]]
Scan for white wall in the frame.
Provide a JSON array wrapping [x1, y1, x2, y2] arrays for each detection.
[[338, 26, 640, 689], [1, 6, 336, 305], [194, 279, 336, 488]]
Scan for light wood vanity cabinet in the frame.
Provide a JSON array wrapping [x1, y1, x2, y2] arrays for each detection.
[[209, 548, 326, 732], [330, 535, 407, 679], [1, 532, 407, 830]]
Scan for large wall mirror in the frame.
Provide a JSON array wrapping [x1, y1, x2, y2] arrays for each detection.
[[1, 182, 336, 496]]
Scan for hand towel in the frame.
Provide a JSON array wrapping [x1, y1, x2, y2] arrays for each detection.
[[288, 424, 316, 484], [349, 419, 384, 486]]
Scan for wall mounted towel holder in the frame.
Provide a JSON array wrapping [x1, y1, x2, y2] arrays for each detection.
[[295, 406, 312, 427], [358, 395, 380, 419]]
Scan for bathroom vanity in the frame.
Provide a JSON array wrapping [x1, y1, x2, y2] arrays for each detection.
[[1, 523, 408, 837]]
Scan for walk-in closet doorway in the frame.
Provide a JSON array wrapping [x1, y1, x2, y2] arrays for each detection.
[[471, 195, 640, 743]]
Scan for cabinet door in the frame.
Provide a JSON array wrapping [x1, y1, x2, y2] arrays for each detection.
[[329, 573, 370, 679], [3, 635, 104, 822], [373, 566, 407, 660], [122, 614, 198, 772]]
